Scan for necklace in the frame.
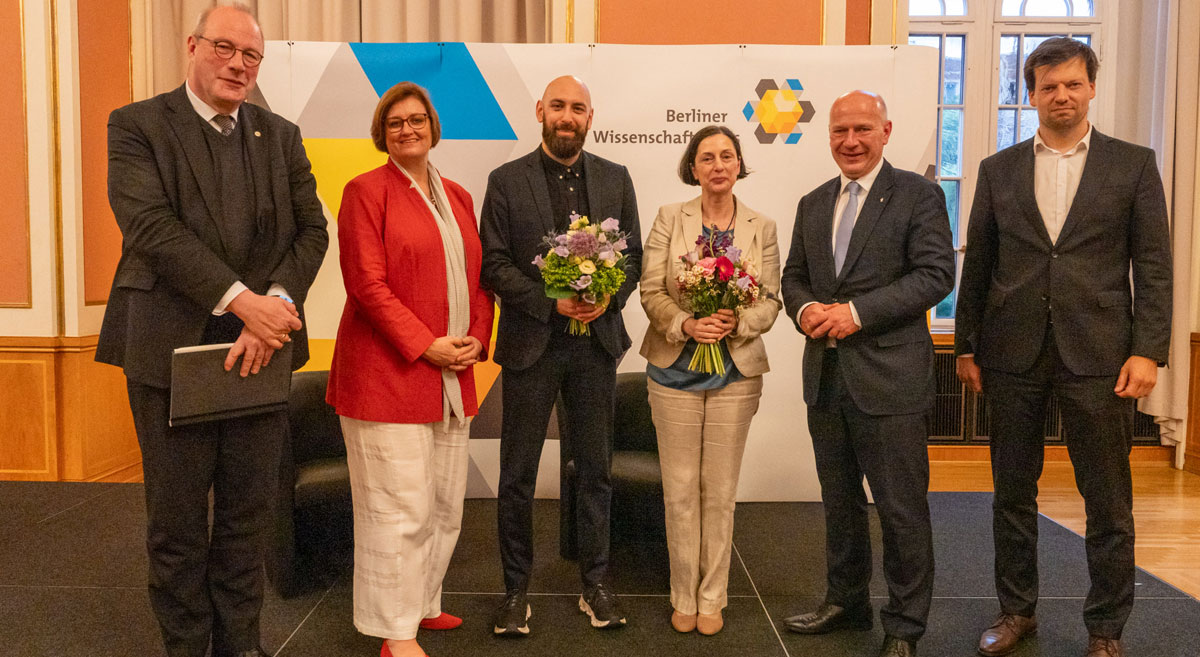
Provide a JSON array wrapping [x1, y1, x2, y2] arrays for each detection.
[[703, 197, 737, 232]]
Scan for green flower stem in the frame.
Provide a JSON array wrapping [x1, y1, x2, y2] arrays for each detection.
[[687, 341, 726, 375], [568, 319, 590, 336]]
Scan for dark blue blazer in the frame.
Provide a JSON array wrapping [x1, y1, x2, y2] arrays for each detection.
[[954, 130, 1171, 375], [781, 160, 955, 416]]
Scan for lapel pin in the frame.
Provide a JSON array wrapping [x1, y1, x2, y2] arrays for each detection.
[[254, 130, 262, 137]]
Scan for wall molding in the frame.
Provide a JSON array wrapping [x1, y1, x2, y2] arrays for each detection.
[[0, 356, 57, 479], [0, 334, 140, 482]]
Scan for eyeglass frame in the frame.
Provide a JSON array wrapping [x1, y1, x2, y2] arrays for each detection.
[[194, 35, 264, 67], [385, 114, 430, 132]]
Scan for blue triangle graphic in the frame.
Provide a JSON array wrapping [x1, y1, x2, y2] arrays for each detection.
[[349, 42, 517, 141]]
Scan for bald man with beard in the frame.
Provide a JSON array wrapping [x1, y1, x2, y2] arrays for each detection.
[[480, 75, 642, 635]]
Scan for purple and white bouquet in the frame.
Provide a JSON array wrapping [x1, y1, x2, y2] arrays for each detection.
[[533, 213, 630, 336], [675, 230, 761, 374]]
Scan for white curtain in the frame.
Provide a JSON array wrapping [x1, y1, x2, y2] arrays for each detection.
[[360, 0, 546, 43], [1137, 0, 1199, 468], [144, 0, 547, 97]]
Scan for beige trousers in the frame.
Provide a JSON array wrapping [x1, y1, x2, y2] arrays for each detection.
[[340, 416, 470, 640], [647, 375, 763, 615]]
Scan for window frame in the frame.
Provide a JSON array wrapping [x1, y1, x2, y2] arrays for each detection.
[[906, 0, 1117, 332]]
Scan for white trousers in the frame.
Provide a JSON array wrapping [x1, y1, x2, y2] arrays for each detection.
[[647, 376, 762, 615], [340, 416, 470, 640]]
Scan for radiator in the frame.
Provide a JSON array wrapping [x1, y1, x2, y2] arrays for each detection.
[[928, 350, 1161, 444]]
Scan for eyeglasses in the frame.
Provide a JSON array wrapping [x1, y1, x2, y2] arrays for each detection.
[[385, 114, 429, 132], [195, 35, 263, 67]]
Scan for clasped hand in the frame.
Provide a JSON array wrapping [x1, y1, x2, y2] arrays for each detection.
[[224, 291, 302, 377], [683, 309, 737, 344], [556, 295, 610, 324], [423, 336, 485, 371], [227, 290, 301, 349], [799, 302, 858, 340]]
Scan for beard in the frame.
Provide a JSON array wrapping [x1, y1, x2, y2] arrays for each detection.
[[542, 120, 588, 160]]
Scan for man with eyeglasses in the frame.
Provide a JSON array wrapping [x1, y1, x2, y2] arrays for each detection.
[[97, 4, 327, 657]]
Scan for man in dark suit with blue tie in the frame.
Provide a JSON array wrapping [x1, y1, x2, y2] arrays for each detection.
[[956, 38, 1171, 657], [97, 5, 327, 656], [479, 75, 642, 635], [780, 90, 955, 657]]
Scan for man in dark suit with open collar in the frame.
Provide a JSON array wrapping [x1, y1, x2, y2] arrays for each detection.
[[956, 39, 1171, 657], [96, 5, 327, 656], [780, 90, 955, 657], [480, 75, 641, 635]]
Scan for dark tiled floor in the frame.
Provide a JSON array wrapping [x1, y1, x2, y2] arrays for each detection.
[[1, 483, 1196, 657]]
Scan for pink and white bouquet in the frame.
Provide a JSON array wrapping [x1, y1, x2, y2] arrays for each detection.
[[533, 213, 630, 336], [675, 230, 761, 374]]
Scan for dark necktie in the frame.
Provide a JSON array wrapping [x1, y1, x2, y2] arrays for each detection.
[[213, 114, 234, 136]]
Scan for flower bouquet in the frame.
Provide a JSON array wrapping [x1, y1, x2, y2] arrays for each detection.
[[533, 213, 630, 336], [675, 230, 761, 374]]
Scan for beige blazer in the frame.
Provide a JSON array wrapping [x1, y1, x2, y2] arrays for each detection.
[[639, 195, 782, 377]]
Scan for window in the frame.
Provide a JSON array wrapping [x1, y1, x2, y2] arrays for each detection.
[[907, 33, 966, 320], [910, 0, 966, 16], [996, 34, 1091, 151], [1000, 0, 1093, 17], [908, 0, 1108, 328]]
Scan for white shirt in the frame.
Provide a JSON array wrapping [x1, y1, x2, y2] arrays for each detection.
[[830, 157, 885, 255], [1033, 124, 1092, 244], [796, 157, 886, 334], [186, 81, 241, 135], [186, 82, 292, 314]]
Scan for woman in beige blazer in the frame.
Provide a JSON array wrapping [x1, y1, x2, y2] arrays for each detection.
[[639, 125, 782, 635]]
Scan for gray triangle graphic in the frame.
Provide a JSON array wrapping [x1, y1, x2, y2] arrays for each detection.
[[296, 43, 379, 139], [465, 454, 494, 498], [247, 84, 271, 113]]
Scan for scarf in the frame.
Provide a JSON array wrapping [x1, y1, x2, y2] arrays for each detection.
[[393, 158, 470, 427]]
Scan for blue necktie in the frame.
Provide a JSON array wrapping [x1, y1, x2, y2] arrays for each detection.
[[834, 181, 860, 275]]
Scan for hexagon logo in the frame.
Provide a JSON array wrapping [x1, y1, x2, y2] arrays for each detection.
[[743, 78, 816, 144]]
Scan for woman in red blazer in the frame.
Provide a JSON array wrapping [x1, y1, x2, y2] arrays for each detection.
[[326, 82, 494, 657]]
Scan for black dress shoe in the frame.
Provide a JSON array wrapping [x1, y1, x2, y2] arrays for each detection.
[[880, 635, 917, 657], [218, 648, 269, 657], [783, 602, 873, 634]]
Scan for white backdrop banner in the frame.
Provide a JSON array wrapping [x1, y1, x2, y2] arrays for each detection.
[[256, 42, 939, 501]]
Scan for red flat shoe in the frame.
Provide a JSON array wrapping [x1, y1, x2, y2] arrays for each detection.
[[419, 612, 463, 630], [380, 642, 430, 657]]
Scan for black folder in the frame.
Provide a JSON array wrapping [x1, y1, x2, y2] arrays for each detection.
[[169, 341, 293, 427]]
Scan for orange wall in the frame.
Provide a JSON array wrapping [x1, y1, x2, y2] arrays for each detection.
[[846, 0, 872, 45], [0, 0, 31, 307], [598, 0, 824, 45], [78, 0, 130, 304]]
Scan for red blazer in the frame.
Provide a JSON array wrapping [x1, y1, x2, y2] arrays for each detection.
[[327, 162, 494, 423]]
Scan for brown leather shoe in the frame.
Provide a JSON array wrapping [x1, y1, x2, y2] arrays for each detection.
[[880, 635, 917, 656], [1085, 637, 1124, 657], [977, 613, 1037, 656]]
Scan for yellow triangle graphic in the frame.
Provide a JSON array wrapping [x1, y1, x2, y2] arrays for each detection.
[[303, 138, 387, 220]]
